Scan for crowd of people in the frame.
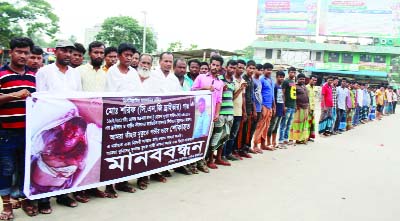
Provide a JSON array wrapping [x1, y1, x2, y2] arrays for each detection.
[[0, 37, 398, 220]]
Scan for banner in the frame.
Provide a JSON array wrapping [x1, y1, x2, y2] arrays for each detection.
[[256, 0, 318, 36], [24, 91, 213, 199]]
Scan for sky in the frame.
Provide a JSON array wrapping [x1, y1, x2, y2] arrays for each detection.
[[46, 0, 259, 51]]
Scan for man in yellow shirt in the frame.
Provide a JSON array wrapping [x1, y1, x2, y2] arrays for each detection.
[[376, 86, 384, 120], [306, 75, 317, 141]]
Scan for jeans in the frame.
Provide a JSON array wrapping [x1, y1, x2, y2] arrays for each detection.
[[334, 109, 345, 132], [224, 116, 242, 156], [0, 129, 26, 196], [279, 107, 295, 143]]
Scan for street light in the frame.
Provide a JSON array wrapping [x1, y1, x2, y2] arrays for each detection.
[[142, 11, 147, 53]]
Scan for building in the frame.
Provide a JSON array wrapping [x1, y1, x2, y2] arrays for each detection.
[[84, 24, 102, 47], [251, 40, 400, 86]]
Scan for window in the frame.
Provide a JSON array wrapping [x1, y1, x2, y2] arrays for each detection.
[[277, 50, 281, 59], [374, 55, 386, 63], [342, 53, 354, 63], [360, 54, 372, 62], [265, 49, 273, 59], [316, 52, 322, 61], [328, 52, 339, 62]]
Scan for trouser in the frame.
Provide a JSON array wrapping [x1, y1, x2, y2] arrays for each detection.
[[0, 129, 26, 197], [253, 107, 272, 145], [330, 107, 337, 132], [267, 116, 283, 137], [279, 107, 295, 143], [224, 116, 242, 156], [238, 114, 254, 152], [393, 101, 397, 114], [353, 106, 360, 125], [249, 112, 261, 143], [334, 109, 346, 131]]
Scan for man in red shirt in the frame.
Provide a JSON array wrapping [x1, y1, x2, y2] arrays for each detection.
[[319, 75, 334, 136], [0, 37, 37, 219]]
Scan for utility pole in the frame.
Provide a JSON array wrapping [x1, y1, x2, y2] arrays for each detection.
[[142, 11, 147, 53]]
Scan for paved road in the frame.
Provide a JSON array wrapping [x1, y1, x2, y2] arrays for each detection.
[[14, 113, 400, 221]]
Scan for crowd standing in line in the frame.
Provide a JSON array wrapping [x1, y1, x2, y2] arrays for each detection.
[[0, 37, 398, 220]]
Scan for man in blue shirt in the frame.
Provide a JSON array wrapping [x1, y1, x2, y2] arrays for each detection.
[[253, 63, 275, 152]]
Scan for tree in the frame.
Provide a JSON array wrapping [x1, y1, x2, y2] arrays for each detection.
[[234, 46, 255, 60], [96, 16, 157, 53], [166, 41, 183, 52], [0, 0, 59, 47]]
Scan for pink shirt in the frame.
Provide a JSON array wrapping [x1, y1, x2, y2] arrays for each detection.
[[192, 73, 223, 117], [321, 82, 333, 108]]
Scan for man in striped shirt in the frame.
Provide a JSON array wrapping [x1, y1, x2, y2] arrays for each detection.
[[0, 37, 37, 220]]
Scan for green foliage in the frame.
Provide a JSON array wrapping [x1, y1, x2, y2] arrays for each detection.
[[0, 0, 59, 47], [263, 34, 308, 42], [234, 45, 255, 60], [166, 41, 199, 52], [96, 16, 157, 53]]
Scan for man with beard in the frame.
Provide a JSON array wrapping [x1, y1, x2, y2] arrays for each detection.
[[130, 51, 140, 70], [187, 59, 201, 81], [70, 43, 86, 68], [36, 39, 82, 212], [102, 47, 118, 72], [78, 41, 107, 92], [0, 37, 37, 220], [135, 54, 169, 187], [26, 46, 44, 72], [73, 41, 108, 202]]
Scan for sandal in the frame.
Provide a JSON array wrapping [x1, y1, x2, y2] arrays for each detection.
[[38, 201, 52, 214], [56, 195, 78, 208], [161, 170, 172, 177], [10, 198, 20, 209], [21, 198, 38, 217], [0, 211, 13, 221], [150, 173, 167, 183], [86, 188, 108, 198], [115, 182, 136, 193], [105, 185, 118, 198], [137, 178, 148, 190], [1, 202, 14, 220], [73, 191, 90, 203]]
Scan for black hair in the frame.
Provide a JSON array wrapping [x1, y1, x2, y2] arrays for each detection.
[[10, 37, 34, 51], [227, 60, 238, 66], [159, 52, 174, 61], [297, 73, 306, 79], [237, 59, 246, 66], [256, 64, 263, 70], [341, 78, 347, 82], [188, 59, 201, 67], [210, 55, 224, 66], [276, 70, 285, 77], [88, 41, 105, 53], [200, 62, 209, 67], [139, 53, 153, 63], [327, 75, 334, 80], [288, 67, 296, 72], [263, 63, 273, 70], [173, 58, 186, 68], [118, 43, 137, 55], [310, 75, 318, 79], [333, 76, 339, 80], [73, 43, 86, 55], [31, 46, 44, 55], [246, 60, 256, 67], [104, 46, 118, 56]]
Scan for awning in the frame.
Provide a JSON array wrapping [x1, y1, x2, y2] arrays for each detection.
[[304, 67, 388, 78]]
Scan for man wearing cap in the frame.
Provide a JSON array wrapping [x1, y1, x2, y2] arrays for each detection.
[[35, 39, 82, 211]]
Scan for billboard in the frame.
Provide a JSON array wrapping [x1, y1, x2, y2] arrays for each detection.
[[256, 0, 318, 36], [257, 0, 400, 38], [319, 0, 400, 37]]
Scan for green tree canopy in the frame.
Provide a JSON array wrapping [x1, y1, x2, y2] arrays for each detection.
[[166, 41, 199, 52], [96, 16, 157, 53], [0, 0, 59, 47]]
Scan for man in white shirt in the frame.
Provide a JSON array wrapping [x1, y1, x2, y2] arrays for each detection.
[[36, 40, 82, 92], [35, 39, 81, 209], [151, 52, 182, 93], [105, 43, 141, 92]]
